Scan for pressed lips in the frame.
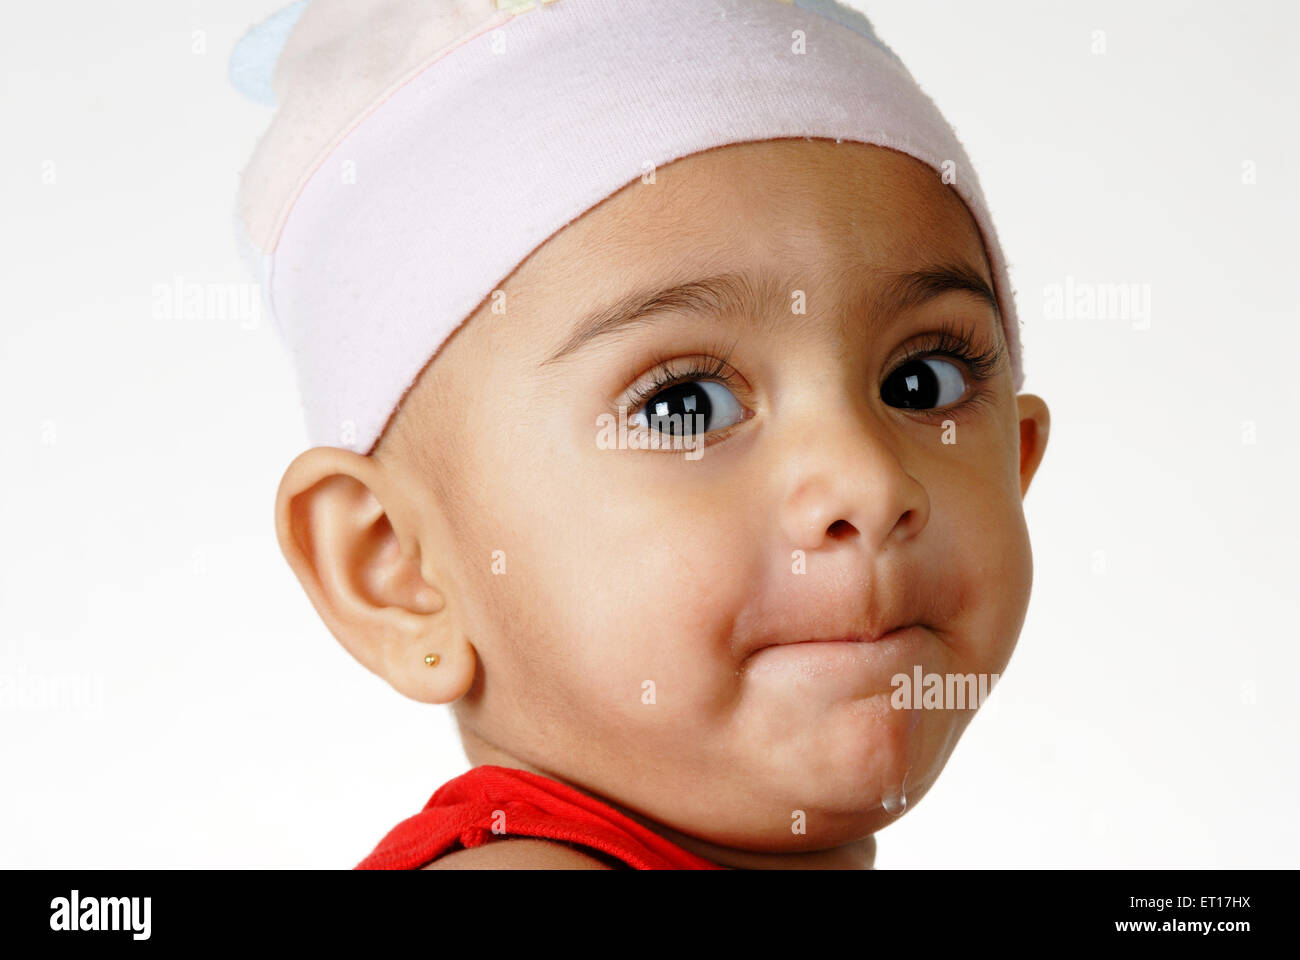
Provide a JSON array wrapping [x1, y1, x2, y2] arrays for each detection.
[[743, 623, 915, 661], [777, 628, 911, 646], [738, 625, 932, 689]]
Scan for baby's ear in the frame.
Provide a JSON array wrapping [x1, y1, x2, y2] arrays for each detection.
[[273, 446, 476, 705], [1015, 394, 1051, 498]]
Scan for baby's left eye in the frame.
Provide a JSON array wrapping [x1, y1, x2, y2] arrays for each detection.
[[880, 357, 968, 410], [629, 380, 745, 436]]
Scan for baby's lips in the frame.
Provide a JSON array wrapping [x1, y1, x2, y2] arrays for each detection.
[[738, 617, 920, 662]]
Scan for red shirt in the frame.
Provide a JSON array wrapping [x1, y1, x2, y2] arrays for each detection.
[[355, 764, 723, 869]]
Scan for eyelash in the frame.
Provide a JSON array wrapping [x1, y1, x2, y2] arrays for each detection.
[[889, 319, 1006, 420], [618, 321, 1005, 420], [621, 336, 742, 413]]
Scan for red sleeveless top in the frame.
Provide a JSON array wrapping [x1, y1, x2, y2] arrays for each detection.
[[355, 764, 723, 869]]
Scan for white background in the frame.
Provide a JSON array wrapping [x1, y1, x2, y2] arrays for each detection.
[[1, 0, 1296, 868]]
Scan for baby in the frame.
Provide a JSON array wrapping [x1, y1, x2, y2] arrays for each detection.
[[232, 0, 1050, 870]]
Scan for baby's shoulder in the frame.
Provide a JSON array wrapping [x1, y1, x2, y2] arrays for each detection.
[[421, 838, 615, 870]]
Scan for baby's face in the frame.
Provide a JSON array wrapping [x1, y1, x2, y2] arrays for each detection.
[[375, 139, 1049, 860]]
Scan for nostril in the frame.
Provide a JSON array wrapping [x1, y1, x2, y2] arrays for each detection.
[[827, 519, 856, 539]]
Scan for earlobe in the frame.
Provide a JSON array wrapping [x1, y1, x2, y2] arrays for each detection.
[[1015, 394, 1050, 499], [272, 445, 477, 705], [392, 637, 479, 707]]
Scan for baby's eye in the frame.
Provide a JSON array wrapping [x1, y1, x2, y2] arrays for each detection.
[[629, 380, 745, 436], [880, 356, 968, 410]]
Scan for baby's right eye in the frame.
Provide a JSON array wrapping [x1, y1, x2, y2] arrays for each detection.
[[629, 379, 745, 437]]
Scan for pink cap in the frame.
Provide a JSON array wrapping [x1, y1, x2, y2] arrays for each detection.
[[232, 0, 1023, 454]]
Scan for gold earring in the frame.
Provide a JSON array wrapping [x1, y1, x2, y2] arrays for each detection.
[[423, 653, 440, 667]]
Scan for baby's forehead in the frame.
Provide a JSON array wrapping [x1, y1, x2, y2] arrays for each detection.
[[515, 142, 990, 311]]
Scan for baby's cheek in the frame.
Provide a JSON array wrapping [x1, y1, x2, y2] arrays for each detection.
[[945, 491, 1032, 677], [555, 532, 743, 731]]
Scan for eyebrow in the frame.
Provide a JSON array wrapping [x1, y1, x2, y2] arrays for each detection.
[[539, 260, 1000, 367]]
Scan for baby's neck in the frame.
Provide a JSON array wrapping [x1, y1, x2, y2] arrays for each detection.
[[458, 731, 877, 870]]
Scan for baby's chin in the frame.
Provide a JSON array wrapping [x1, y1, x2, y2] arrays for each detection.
[[716, 693, 972, 847]]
